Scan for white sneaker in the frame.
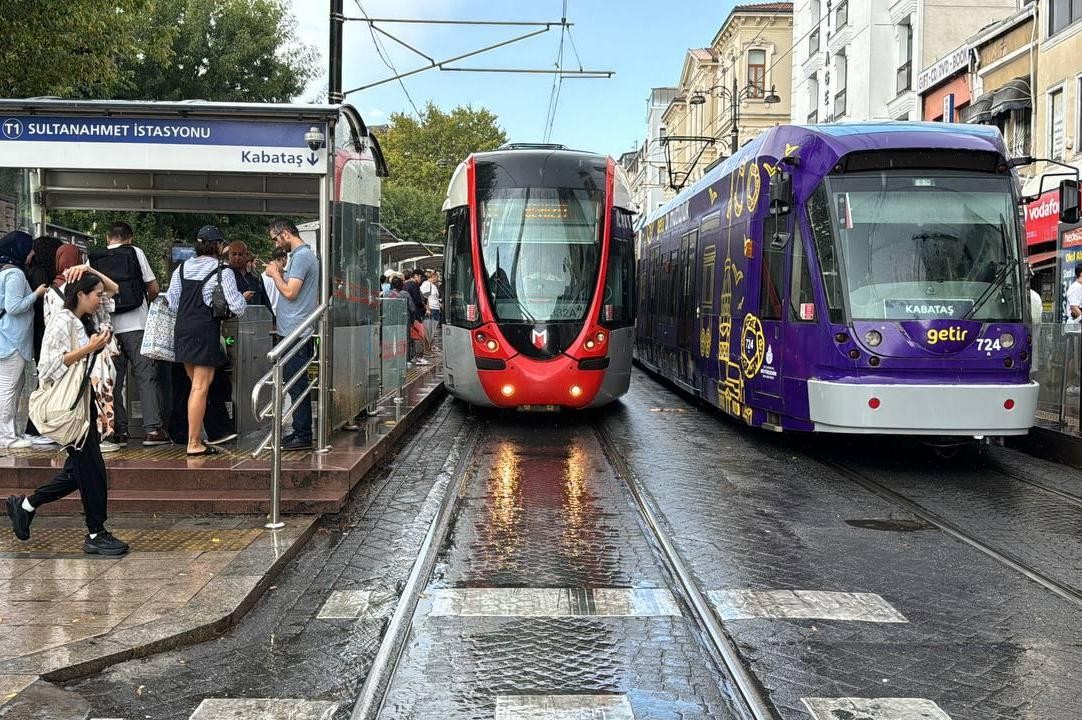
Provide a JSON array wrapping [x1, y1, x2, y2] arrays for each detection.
[[1, 438, 32, 449], [99, 441, 120, 453], [27, 435, 56, 446]]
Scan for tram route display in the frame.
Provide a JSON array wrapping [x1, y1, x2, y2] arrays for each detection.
[[441, 145, 636, 409], [635, 122, 1062, 438]]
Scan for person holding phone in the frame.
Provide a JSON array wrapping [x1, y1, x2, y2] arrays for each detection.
[[45, 247, 121, 451], [6, 273, 130, 555], [0, 231, 47, 450]]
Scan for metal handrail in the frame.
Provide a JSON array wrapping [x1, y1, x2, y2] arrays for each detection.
[[249, 301, 329, 529]]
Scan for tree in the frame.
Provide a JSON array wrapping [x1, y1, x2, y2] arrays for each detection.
[[0, 0, 160, 98], [379, 103, 506, 243], [116, 0, 317, 102]]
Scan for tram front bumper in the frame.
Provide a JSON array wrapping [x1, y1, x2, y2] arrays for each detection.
[[807, 380, 1039, 436]]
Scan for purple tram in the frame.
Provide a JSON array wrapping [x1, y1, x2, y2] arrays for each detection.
[[636, 122, 1042, 437]]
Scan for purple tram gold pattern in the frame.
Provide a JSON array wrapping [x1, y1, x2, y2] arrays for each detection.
[[635, 122, 1037, 436]]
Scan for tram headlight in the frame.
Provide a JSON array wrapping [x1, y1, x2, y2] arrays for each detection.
[[585, 339, 596, 350], [501, 384, 515, 397], [474, 332, 486, 344], [595, 331, 606, 343], [863, 330, 882, 347], [999, 332, 1015, 349], [569, 385, 584, 399], [486, 339, 499, 352]]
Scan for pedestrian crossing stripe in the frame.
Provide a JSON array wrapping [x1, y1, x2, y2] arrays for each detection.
[[429, 588, 681, 617], [495, 694, 634, 720], [709, 589, 908, 622]]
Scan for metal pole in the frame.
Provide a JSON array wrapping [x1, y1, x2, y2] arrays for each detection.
[[329, 0, 344, 104], [316, 119, 334, 453], [730, 75, 739, 155], [267, 363, 285, 530]]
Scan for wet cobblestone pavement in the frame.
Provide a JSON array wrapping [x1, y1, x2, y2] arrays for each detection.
[[9, 366, 1081, 719]]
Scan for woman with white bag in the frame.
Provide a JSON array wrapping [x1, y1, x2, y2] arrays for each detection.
[[5, 274, 129, 555], [45, 245, 121, 451]]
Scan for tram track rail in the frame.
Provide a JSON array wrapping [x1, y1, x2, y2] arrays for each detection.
[[818, 456, 1082, 611], [349, 419, 485, 720], [594, 420, 779, 720], [983, 461, 1082, 510]]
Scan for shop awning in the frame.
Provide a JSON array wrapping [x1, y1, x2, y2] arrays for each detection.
[[1027, 249, 1057, 269], [962, 92, 993, 124], [989, 76, 1031, 116]]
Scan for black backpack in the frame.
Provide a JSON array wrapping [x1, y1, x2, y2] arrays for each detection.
[[89, 245, 146, 313]]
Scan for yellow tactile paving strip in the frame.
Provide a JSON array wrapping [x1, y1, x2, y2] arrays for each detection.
[[0, 528, 263, 554]]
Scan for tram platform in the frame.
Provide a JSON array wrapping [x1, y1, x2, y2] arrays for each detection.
[[0, 364, 444, 517]]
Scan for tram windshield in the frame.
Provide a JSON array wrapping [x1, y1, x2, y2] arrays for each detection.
[[810, 172, 1023, 322], [478, 186, 602, 322]]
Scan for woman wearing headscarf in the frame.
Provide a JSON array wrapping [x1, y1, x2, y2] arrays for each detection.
[[45, 244, 121, 451], [22, 236, 64, 446], [0, 231, 47, 449]]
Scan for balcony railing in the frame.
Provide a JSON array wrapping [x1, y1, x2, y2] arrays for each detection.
[[835, 1, 848, 29], [809, 28, 820, 54], [896, 60, 911, 95], [834, 89, 847, 119], [807, 109, 819, 124]]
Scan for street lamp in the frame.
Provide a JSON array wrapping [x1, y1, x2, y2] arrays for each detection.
[[689, 77, 782, 154]]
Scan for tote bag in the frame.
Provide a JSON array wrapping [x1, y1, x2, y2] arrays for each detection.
[[141, 297, 177, 362], [29, 326, 98, 449]]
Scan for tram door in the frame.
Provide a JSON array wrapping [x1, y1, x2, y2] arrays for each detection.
[[751, 215, 789, 416], [676, 229, 697, 382], [696, 214, 720, 393]]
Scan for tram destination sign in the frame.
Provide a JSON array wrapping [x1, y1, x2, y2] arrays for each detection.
[[0, 116, 328, 174]]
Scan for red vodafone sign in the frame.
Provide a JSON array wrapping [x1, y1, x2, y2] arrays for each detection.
[[1026, 190, 1060, 247]]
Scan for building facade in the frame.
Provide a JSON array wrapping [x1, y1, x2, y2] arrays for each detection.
[[654, 3, 793, 192], [791, 0, 1020, 124]]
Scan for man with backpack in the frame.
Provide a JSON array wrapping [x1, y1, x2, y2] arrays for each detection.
[[90, 222, 168, 446]]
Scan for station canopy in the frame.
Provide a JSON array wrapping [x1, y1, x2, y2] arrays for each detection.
[[378, 223, 443, 272], [0, 98, 386, 216]]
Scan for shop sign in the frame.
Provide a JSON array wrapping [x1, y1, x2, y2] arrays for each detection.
[[1026, 189, 1062, 247], [916, 46, 970, 94]]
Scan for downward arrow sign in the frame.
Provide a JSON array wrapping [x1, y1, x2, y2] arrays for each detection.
[[307, 152, 319, 166]]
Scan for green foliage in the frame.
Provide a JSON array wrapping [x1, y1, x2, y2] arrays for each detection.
[[0, 0, 158, 97], [378, 103, 506, 243], [115, 0, 317, 102]]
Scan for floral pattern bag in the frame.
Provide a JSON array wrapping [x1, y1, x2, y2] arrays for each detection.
[[140, 297, 177, 362]]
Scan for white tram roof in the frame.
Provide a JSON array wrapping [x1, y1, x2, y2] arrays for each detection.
[[442, 148, 635, 213]]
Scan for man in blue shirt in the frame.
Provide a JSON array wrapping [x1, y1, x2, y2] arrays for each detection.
[[264, 219, 319, 450]]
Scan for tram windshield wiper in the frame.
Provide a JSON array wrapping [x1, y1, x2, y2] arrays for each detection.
[[962, 216, 1017, 321], [489, 245, 537, 324]]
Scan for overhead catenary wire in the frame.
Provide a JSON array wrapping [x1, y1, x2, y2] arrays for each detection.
[[543, 1, 569, 143], [356, 0, 423, 117]]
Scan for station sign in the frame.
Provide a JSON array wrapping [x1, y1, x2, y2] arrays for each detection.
[[0, 116, 328, 174]]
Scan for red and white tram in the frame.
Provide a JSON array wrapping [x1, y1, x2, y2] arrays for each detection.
[[441, 144, 636, 409]]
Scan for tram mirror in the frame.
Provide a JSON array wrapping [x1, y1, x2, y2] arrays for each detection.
[[1060, 178, 1081, 224], [769, 171, 793, 216]]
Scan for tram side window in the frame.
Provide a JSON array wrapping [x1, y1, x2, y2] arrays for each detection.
[[759, 237, 786, 320], [602, 208, 636, 328], [789, 225, 815, 321], [808, 187, 847, 323], [445, 206, 480, 328]]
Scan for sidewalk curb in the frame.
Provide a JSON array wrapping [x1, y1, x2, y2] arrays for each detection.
[[0, 372, 447, 687]]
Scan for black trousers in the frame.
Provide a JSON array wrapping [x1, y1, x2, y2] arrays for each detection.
[[168, 362, 234, 443], [28, 403, 108, 534]]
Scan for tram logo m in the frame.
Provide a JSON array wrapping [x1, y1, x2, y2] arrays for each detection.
[[531, 328, 547, 349]]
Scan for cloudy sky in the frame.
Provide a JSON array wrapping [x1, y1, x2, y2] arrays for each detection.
[[288, 0, 755, 158]]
